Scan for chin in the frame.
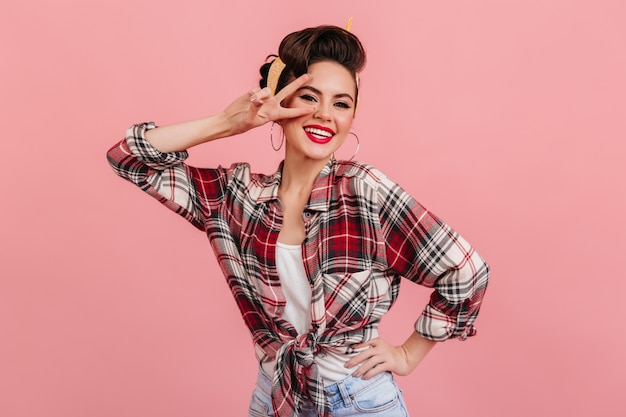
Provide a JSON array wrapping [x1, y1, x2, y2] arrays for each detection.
[[303, 154, 333, 163]]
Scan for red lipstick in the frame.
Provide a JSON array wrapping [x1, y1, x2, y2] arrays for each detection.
[[304, 125, 335, 144]]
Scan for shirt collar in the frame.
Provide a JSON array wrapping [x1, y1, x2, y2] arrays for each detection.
[[254, 159, 337, 213]]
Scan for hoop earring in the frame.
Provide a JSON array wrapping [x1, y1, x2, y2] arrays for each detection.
[[270, 122, 284, 151], [346, 131, 360, 162]]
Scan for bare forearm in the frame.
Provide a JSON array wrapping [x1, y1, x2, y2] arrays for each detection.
[[400, 331, 437, 372], [145, 112, 232, 153], [143, 74, 313, 154]]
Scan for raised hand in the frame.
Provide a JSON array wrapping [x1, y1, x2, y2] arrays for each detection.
[[223, 74, 314, 135], [143, 74, 316, 153]]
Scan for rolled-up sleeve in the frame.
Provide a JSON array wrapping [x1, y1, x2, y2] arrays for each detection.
[[377, 172, 489, 341], [106, 122, 208, 230]]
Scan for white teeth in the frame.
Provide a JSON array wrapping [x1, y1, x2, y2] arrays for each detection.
[[304, 127, 333, 138]]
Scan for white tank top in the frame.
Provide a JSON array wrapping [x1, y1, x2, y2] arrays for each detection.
[[275, 242, 312, 334], [262, 242, 362, 385]]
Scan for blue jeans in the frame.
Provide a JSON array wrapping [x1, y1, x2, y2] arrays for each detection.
[[248, 367, 410, 416]]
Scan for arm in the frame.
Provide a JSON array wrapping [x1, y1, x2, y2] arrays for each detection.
[[377, 172, 490, 342], [106, 122, 209, 229], [345, 331, 436, 379], [347, 171, 489, 378], [106, 75, 315, 227], [143, 74, 314, 153]]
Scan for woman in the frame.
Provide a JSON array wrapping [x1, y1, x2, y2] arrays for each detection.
[[107, 25, 489, 417]]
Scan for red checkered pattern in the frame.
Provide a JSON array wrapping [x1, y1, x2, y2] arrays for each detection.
[[107, 122, 490, 417]]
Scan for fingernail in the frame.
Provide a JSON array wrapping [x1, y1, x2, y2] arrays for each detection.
[[250, 95, 257, 102]]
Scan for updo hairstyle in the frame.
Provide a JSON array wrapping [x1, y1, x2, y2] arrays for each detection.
[[259, 25, 366, 98]]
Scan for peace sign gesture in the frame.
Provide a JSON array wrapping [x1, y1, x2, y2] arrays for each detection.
[[223, 74, 314, 135], [142, 74, 314, 153]]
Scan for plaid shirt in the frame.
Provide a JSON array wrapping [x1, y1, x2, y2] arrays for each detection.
[[107, 122, 489, 417]]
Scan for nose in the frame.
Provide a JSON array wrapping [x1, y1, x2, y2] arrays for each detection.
[[313, 103, 331, 121]]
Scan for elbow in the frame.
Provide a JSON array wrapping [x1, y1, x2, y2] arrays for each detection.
[[106, 141, 124, 173]]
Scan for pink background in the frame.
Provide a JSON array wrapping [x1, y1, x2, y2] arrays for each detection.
[[1, 1, 624, 416]]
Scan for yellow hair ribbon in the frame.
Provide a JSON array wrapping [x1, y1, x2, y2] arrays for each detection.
[[267, 57, 286, 96], [346, 17, 353, 32], [345, 17, 360, 112]]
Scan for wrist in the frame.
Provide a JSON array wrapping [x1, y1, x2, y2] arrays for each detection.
[[209, 112, 236, 139], [401, 332, 437, 370]]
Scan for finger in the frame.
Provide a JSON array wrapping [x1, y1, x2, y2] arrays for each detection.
[[352, 356, 377, 376], [274, 73, 310, 102], [354, 357, 387, 379], [360, 362, 388, 380], [250, 86, 271, 102], [344, 353, 366, 369], [344, 345, 381, 369], [278, 105, 314, 120], [344, 340, 379, 368], [247, 87, 261, 102], [353, 339, 377, 350]]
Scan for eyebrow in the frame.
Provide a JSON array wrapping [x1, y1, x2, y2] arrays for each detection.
[[297, 86, 355, 103]]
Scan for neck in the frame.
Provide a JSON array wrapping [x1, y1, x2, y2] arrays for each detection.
[[280, 154, 330, 195]]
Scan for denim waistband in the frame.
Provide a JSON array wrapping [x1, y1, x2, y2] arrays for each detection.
[[256, 366, 395, 408], [323, 371, 394, 407]]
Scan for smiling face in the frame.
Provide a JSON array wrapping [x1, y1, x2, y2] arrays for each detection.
[[280, 60, 357, 164]]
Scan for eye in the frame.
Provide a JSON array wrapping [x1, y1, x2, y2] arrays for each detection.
[[334, 101, 351, 109], [299, 94, 318, 103]]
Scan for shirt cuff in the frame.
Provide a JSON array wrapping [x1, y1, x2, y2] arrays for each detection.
[[126, 122, 189, 169], [415, 305, 477, 341]]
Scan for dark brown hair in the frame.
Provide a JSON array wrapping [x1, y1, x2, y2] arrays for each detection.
[[259, 25, 366, 96]]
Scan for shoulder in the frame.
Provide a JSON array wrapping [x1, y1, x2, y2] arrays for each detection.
[[332, 160, 415, 209], [193, 161, 278, 189], [333, 160, 394, 188], [222, 162, 279, 203], [228, 162, 277, 185]]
